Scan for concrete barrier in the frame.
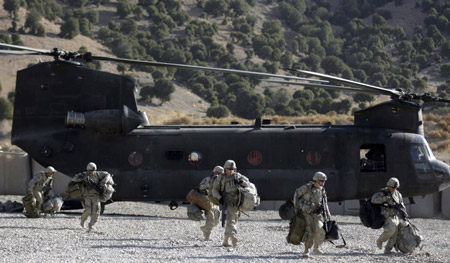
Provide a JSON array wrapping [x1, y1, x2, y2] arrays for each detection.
[[0, 151, 30, 195], [442, 187, 450, 218]]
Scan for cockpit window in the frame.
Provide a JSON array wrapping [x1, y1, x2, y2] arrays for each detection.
[[360, 144, 386, 172], [411, 143, 434, 179], [410, 144, 427, 162]]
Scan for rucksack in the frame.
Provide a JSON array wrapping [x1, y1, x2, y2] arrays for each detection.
[[238, 182, 260, 212], [286, 213, 306, 245], [359, 199, 384, 229], [395, 222, 422, 254], [22, 194, 40, 218]]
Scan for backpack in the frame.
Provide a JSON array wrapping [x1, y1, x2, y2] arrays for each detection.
[[395, 222, 422, 254], [238, 181, 260, 212], [323, 220, 340, 241], [22, 194, 40, 218], [286, 212, 306, 245], [359, 199, 384, 229], [186, 204, 204, 221]]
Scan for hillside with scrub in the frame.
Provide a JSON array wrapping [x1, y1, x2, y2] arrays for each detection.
[[0, 0, 449, 155]]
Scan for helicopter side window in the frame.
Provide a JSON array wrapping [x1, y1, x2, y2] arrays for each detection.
[[360, 144, 386, 172]]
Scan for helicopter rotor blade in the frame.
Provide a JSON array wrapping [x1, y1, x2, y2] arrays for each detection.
[[261, 79, 381, 95], [295, 69, 403, 97], [412, 94, 450, 104], [0, 42, 52, 54], [0, 50, 42, 55], [88, 54, 328, 83]]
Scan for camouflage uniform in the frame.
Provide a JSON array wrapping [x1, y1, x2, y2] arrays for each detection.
[[211, 172, 249, 247], [371, 187, 406, 253], [27, 171, 53, 212], [72, 170, 112, 231], [293, 181, 330, 256], [198, 174, 220, 240]]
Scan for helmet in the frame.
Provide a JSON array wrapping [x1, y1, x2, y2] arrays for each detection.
[[46, 166, 56, 174], [223, 160, 237, 170], [213, 165, 224, 174], [387, 177, 400, 188], [312, 171, 327, 181], [86, 162, 97, 171]]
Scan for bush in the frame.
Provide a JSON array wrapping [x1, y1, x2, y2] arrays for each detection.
[[206, 105, 230, 118], [60, 17, 79, 39], [0, 97, 13, 120]]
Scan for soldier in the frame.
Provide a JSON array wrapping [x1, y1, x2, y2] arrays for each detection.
[[371, 177, 407, 254], [198, 165, 223, 241], [27, 166, 56, 213], [211, 160, 250, 247], [72, 162, 112, 231], [293, 171, 330, 257]]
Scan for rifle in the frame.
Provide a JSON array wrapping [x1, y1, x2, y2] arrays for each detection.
[[387, 191, 409, 222], [84, 176, 106, 198], [322, 195, 328, 233], [221, 184, 228, 228]]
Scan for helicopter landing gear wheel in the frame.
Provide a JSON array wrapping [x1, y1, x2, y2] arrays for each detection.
[[278, 200, 295, 220]]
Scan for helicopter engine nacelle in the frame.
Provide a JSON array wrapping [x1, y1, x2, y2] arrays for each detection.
[[66, 105, 143, 135]]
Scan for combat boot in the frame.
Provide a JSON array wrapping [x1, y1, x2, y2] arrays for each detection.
[[376, 238, 383, 249], [200, 226, 211, 241], [80, 219, 86, 228], [223, 235, 231, 247], [231, 235, 238, 247], [313, 246, 323, 255], [88, 223, 95, 232], [384, 248, 392, 254], [303, 247, 310, 257]]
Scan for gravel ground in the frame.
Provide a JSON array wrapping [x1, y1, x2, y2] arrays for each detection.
[[0, 195, 449, 263]]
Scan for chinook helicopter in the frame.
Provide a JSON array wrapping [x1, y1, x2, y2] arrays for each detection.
[[1, 43, 449, 219]]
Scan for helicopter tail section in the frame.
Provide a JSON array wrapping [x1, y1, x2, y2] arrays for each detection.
[[11, 60, 144, 171]]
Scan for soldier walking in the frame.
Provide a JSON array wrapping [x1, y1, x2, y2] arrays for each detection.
[[27, 166, 56, 213], [371, 177, 407, 254], [293, 171, 330, 257], [198, 165, 223, 240], [211, 160, 250, 247], [72, 162, 112, 231]]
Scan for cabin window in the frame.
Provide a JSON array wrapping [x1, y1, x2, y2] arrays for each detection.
[[360, 144, 386, 172]]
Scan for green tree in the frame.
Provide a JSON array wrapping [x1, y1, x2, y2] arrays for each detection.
[[233, 90, 265, 119], [206, 105, 230, 118], [24, 9, 46, 36], [60, 17, 80, 39], [79, 18, 92, 37], [0, 97, 13, 120], [117, 0, 134, 19], [154, 79, 175, 105], [3, 0, 20, 18]]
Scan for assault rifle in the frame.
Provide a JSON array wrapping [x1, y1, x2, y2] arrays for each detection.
[[387, 191, 409, 222], [322, 196, 328, 232], [221, 184, 228, 228], [84, 176, 106, 199]]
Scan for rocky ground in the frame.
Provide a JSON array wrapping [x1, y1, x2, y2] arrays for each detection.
[[0, 195, 449, 263]]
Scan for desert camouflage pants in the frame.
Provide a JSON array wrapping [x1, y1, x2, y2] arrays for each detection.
[[32, 189, 43, 211], [203, 206, 220, 236], [81, 194, 101, 227], [302, 211, 325, 250], [224, 205, 239, 236], [378, 216, 400, 250]]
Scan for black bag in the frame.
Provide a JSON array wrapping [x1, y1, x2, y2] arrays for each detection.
[[286, 213, 306, 245], [324, 220, 339, 241], [359, 199, 384, 229]]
